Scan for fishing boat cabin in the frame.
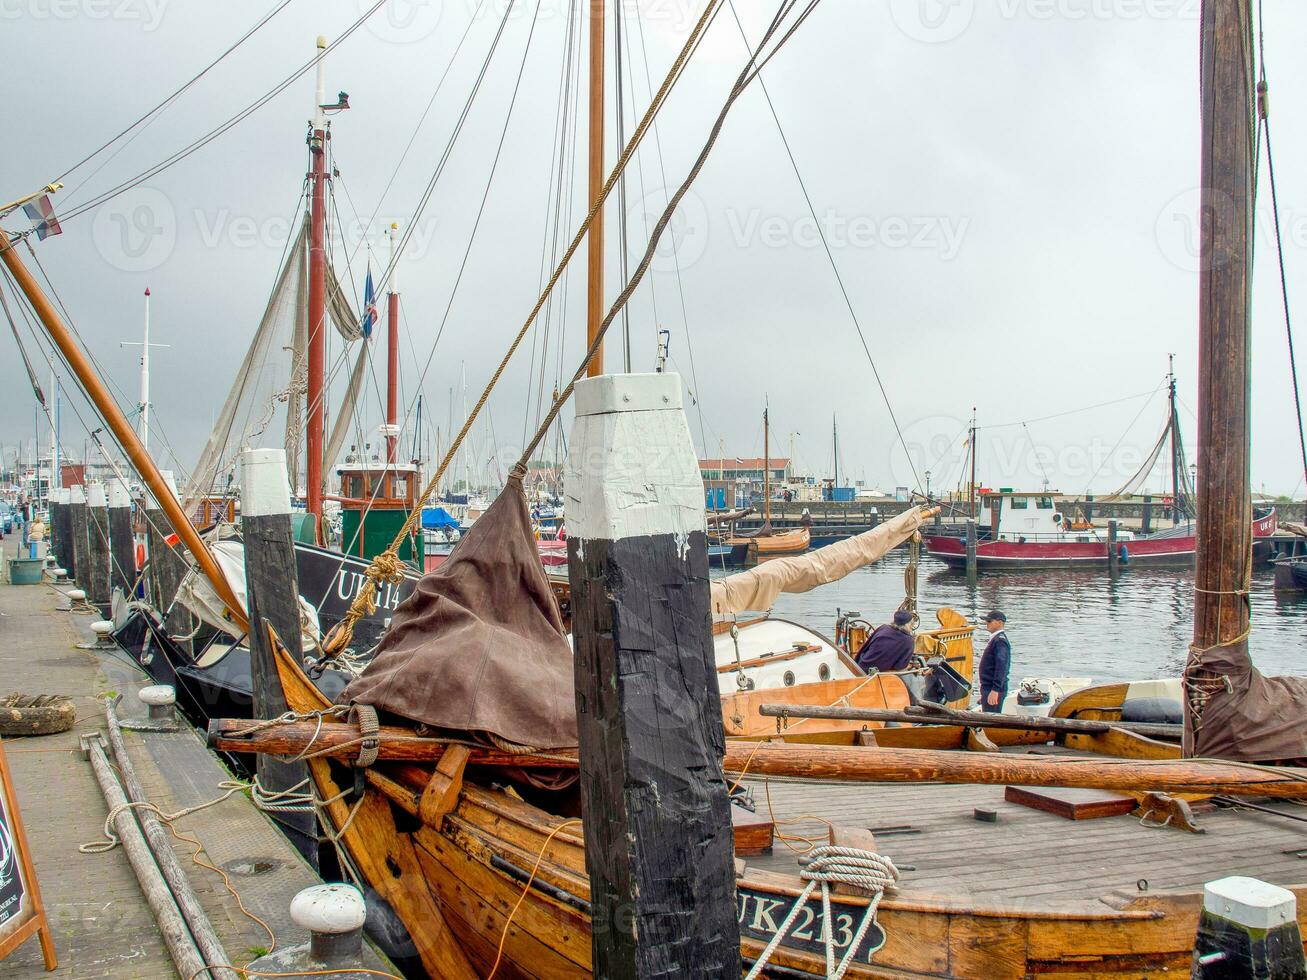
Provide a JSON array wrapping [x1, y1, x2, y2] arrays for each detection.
[[335, 450, 420, 563]]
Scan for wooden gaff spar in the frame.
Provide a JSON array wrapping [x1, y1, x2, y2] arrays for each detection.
[[0, 226, 248, 632]]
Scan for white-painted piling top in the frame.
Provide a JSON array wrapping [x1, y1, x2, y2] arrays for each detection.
[[139, 685, 176, 706], [573, 372, 682, 416], [68, 485, 86, 504], [91, 620, 114, 636], [240, 448, 292, 518], [564, 373, 704, 543], [1204, 876, 1296, 930], [290, 883, 367, 933], [67, 588, 86, 601], [50, 567, 66, 577], [108, 479, 132, 509], [87, 483, 108, 508], [51, 489, 67, 505]]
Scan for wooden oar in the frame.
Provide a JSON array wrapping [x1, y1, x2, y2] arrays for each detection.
[[758, 702, 1182, 740], [208, 717, 1307, 799]]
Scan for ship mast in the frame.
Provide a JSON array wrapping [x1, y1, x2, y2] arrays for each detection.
[[763, 406, 770, 525], [0, 226, 248, 632], [585, 0, 605, 377], [1187, 0, 1254, 755], [386, 222, 400, 463], [1168, 353, 1181, 525], [121, 287, 167, 456], [305, 35, 329, 543], [968, 407, 977, 518]]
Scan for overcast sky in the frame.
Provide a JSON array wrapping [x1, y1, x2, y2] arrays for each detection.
[[4, 0, 1306, 498]]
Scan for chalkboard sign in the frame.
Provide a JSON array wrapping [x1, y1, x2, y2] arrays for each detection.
[[0, 739, 56, 969]]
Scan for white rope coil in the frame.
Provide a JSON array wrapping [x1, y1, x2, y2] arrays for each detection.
[[744, 845, 899, 980]]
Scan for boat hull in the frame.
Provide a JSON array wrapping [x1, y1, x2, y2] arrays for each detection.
[[925, 534, 1196, 569]]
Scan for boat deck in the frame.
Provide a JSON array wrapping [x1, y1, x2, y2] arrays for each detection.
[[742, 754, 1307, 908]]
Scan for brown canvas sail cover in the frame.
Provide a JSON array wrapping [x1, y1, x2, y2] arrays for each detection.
[[342, 478, 577, 749], [1188, 644, 1307, 764]]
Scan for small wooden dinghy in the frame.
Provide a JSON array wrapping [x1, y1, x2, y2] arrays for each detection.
[[0, 694, 76, 736]]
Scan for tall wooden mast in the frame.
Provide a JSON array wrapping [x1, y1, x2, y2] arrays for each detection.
[[0, 227, 248, 632], [386, 222, 400, 463], [305, 35, 329, 543], [1187, 0, 1255, 754], [585, 0, 605, 377], [763, 406, 770, 525]]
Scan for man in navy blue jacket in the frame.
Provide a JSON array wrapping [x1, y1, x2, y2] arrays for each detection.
[[978, 611, 1011, 713]]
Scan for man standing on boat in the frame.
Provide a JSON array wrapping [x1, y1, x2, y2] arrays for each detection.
[[856, 609, 916, 672], [979, 611, 1011, 713]]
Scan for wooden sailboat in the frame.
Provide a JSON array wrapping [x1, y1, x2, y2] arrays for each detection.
[[727, 407, 810, 561]]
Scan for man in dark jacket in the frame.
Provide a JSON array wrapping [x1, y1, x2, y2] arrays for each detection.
[[979, 610, 1011, 712], [856, 609, 916, 673]]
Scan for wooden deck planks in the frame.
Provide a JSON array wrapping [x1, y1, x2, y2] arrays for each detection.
[[743, 776, 1307, 906]]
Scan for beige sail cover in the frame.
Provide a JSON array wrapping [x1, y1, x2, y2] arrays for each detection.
[[710, 506, 929, 615]]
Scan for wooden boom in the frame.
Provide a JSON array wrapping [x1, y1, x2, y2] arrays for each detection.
[[0, 226, 248, 632], [207, 717, 1307, 798], [759, 702, 1182, 740]]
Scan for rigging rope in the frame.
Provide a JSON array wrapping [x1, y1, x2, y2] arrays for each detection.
[[318, 0, 729, 655]]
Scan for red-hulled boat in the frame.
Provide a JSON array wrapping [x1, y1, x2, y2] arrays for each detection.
[[926, 490, 1275, 570]]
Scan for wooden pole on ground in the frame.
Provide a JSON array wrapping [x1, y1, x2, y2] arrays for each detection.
[[80, 734, 208, 980], [240, 448, 318, 861], [107, 479, 136, 600], [565, 373, 740, 978], [1188, 0, 1255, 758], [84, 483, 111, 611], [757, 702, 1181, 739], [67, 484, 86, 584], [102, 703, 236, 979]]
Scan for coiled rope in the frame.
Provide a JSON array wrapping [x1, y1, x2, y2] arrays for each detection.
[[743, 845, 899, 980]]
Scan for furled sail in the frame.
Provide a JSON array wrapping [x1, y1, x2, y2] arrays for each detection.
[[342, 477, 577, 749], [710, 506, 930, 616], [185, 214, 372, 506]]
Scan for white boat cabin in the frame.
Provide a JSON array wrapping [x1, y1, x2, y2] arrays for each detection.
[[979, 490, 1133, 544]]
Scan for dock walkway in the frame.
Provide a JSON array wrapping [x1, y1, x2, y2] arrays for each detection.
[[0, 544, 382, 979]]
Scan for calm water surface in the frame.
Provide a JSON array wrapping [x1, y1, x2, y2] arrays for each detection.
[[743, 552, 1306, 684]]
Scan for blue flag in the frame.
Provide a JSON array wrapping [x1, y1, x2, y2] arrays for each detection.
[[361, 267, 377, 339]]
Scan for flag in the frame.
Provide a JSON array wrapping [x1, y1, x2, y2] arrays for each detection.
[[361, 266, 377, 339], [21, 195, 61, 240]]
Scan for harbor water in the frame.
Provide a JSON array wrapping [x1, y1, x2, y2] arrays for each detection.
[[743, 551, 1306, 685]]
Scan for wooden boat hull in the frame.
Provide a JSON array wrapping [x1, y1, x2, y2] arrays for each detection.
[[267, 644, 1293, 978]]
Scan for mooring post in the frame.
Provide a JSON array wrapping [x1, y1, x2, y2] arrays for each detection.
[[1142, 494, 1153, 535], [1192, 876, 1305, 978], [965, 518, 978, 581], [85, 482, 112, 611], [1084, 493, 1095, 523], [144, 470, 194, 648], [67, 484, 87, 585], [565, 373, 741, 978], [1107, 520, 1120, 577], [47, 488, 62, 565], [240, 448, 318, 862], [108, 478, 136, 601]]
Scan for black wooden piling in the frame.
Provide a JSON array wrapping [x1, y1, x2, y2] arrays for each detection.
[[85, 484, 113, 611], [67, 485, 87, 584], [48, 492, 64, 567], [108, 480, 136, 601], [1107, 520, 1120, 576], [565, 374, 740, 979], [965, 519, 978, 580], [240, 449, 318, 863], [144, 472, 194, 647], [1141, 494, 1153, 535]]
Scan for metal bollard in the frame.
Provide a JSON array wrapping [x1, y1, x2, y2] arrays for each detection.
[[78, 619, 117, 650], [245, 884, 370, 979], [121, 685, 179, 733]]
